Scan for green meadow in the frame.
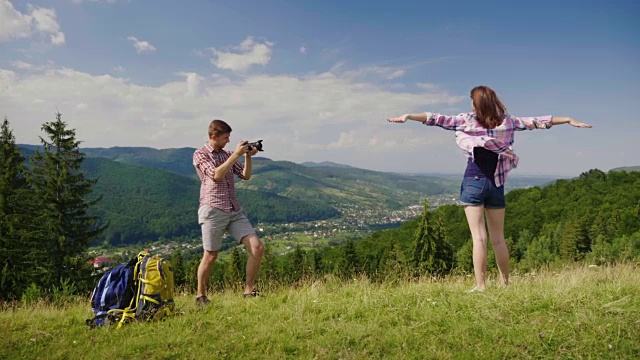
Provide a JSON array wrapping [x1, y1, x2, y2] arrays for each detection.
[[2, 263, 639, 359]]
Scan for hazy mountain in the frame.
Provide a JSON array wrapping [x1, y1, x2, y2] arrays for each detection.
[[611, 166, 640, 172], [301, 161, 354, 168]]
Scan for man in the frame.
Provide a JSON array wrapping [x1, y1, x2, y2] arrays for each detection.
[[193, 119, 265, 305]]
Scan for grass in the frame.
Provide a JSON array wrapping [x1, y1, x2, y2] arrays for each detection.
[[2, 264, 639, 359]]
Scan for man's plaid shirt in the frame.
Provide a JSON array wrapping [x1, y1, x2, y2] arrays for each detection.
[[193, 143, 246, 212]]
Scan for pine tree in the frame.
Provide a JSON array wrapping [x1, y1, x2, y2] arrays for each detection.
[[559, 216, 590, 261], [432, 216, 454, 273], [381, 239, 406, 278], [0, 118, 44, 299], [259, 243, 279, 282], [185, 254, 201, 293], [412, 206, 428, 273], [26, 113, 106, 291], [341, 240, 359, 278], [290, 244, 306, 282], [170, 249, 185, 287], [311, 249, 323, 276], [226, 246, 244, 287], [412, 201, 454, 276]]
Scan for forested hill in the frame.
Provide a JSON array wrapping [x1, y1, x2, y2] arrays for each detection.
[[612, 166, 640, 172], [329, 169, 640, 274], [19, 144, 460, 209], [19, 145, 196, 178], [81, 157, 340, 245], [236, 158, 458, 210], [17, 144, 607, 247], [16, 145, 462, 245]]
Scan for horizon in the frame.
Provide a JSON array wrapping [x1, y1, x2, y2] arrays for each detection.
[[17, 142, 635, 178], [2, 0, 638, 177]]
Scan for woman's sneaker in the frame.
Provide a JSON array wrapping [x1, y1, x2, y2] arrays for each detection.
[[243, 289, 260, 298], [196, 296, 211, 306]]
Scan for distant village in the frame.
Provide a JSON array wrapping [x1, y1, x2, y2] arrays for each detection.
[[89, 194, 460, 269]]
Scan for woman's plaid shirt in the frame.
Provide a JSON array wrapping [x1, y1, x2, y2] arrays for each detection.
[[423, 112, 553, 187]]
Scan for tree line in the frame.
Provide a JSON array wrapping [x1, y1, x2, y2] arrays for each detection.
[[1, 115, 105, 300], [2, 114, 639, 301], [166, 169, 640, 292]]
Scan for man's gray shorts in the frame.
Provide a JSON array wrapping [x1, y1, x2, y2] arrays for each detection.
[[197, 205, 256, 251]]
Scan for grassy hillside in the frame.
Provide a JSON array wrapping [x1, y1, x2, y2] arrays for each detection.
[[2, 264, 638, 359]]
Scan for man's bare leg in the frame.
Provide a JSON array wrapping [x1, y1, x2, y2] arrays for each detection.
[[241, 234, 264, 295], [197, 250, 218, 298]]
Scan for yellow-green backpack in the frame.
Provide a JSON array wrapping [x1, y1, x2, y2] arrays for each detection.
[[135, 253, 175, 320], [116, 251, 175, 327]]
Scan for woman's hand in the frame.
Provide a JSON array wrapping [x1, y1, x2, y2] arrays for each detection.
[[387, 114, 410, 123], [569, 118, 592, 128]]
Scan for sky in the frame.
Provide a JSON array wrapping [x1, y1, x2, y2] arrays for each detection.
[[1, 0, 638, 176]]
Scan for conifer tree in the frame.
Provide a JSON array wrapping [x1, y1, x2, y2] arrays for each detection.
[[559, 216, 590, 261], [381, 239, 406, 277], [412, 201, 454, 276], [311, 249, 323, 276], [226, 246, 244, 287], [341, 240, 359, 277], [290, 244, 306, 282], [259, 243, 279, 282], [27, 113, 106, 290], [0, 117, 44, 299], [170, 249, 185, 287]]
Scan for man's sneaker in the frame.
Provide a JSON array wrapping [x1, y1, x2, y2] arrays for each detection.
[[243, 289, 260, 298], [196, 296, 211, 306]]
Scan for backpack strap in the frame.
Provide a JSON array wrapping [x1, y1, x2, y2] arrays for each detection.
[[116, 251, 149, 329]]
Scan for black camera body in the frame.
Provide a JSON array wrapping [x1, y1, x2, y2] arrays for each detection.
[[247, 140, 264, 152]]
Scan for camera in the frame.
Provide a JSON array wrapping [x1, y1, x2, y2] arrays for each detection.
[[247, 140, 264, 152]]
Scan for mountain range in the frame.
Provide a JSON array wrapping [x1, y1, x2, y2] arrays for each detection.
[[16, 144, 585, 244]]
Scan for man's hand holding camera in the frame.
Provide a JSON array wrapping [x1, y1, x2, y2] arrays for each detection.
[[233, 141, 259, 157], [233, 140, 263, 158]]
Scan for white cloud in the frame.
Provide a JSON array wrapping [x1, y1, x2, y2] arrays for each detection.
[[330, 64, 407, 81], [0, 0, 65, 45], [210, 36, 273, 73], [0, 63, 468, 173], [72, 0, 121, 3], [299, 45, 307, 54], [113, 65, 125, 73], [175, 72, 205, 97], [11, 60, 33, 69], [127, 36, 156, 54], [348, 66, 405, 80], [0, 62, 606, 175]]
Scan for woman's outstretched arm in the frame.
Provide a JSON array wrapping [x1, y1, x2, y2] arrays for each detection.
[[388, 112, 468, 131], [512, 115, 592, 130], [387, 113, 428, 123], [551, 117, 592, 128]]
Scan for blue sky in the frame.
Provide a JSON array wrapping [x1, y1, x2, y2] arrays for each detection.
[[1, 0, 638, 176]]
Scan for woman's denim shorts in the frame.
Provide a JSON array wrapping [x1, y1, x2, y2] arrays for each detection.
[[459, 176, 506, 209]]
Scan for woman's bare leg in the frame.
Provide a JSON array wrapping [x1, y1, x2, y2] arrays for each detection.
[[464, 205, 488, 291], [485, 208, 509, 286]]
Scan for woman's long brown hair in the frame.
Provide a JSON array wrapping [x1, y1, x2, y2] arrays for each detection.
[[470, 86, 506, 129]]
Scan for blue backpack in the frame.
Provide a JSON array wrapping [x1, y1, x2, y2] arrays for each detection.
[[86, 256, 138, 328]]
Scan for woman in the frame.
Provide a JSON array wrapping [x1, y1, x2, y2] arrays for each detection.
[[388, 85, 591, 291]]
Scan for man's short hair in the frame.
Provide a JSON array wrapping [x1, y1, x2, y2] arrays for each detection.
[[208, 119, 232, 138]]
